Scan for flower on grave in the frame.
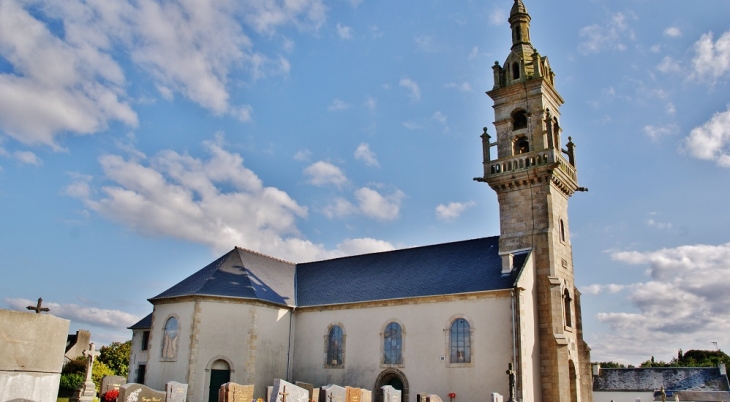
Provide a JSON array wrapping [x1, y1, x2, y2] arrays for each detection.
[[257, 398, 265, 402], [103, 389, 120, 402]]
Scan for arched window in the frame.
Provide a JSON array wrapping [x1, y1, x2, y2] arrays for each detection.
[[512, 110, 527, 130], [450, 319, 471, 363], [512, 62, 521, 80], [162, 316, 179, 359], [515, 26, 522, 42], [564, 289, 573, 328], [327, 325, 344, 367], [560, 219, 566, 242], [383, 322, 403, 365], [514, 136, 530, 154]]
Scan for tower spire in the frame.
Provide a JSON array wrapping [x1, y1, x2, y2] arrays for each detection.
[[509, 0, 532, 54]]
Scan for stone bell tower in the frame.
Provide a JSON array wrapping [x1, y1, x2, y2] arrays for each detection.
[[475, 1, 592, 401]]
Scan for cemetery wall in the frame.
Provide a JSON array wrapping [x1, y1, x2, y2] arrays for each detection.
[[592, 391, 652, 402], [291, 293, 514, 402], [0, 309, 70, 402], [146, 301, 196, 391], [189, 299, 291, 402]]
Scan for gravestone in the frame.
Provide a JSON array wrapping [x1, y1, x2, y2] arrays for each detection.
[[219, 382, 254, 402], [118, 383, 166, 402], [491, 393, 503, 402], [312, 388, 320, 402], [381, 386, 401, 402], [321, 385, 346, 402], [296, 382, 314, 402], [360, 389, 372, 402], [166, 381, 188, 402], [101, 375, 127, 394], [268, 386, 273, 402], [270, 379, 309, 402], [426, 395, 443, 402], [345, 387, 361, 402]]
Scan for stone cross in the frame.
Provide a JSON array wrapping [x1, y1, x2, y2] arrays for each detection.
[[27, 297, 50, 314], [506, 363, 516, 402], [83, 343, 101, 382], [280, 386, 289, 402]]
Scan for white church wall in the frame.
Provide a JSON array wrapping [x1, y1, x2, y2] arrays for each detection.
[[128, 329, 149, 383], [514, 252, 541, 402], [189, 299, 292, 402], [145, 301, 195, 391], [291, 293, 514, 402]]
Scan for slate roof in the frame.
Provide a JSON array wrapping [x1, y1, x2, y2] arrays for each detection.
[[148, 236, 523, 308], [593, 367, 730, 392], [128, 313, 153, 330], [149, 247, 297, 307], [296, 236, 520, 307]]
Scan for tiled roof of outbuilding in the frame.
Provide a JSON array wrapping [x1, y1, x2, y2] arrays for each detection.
[[149, 247, 296, 307], [296, 236, 520, 307], [128, 313, 153, 330], [593, 367, 730, 392]]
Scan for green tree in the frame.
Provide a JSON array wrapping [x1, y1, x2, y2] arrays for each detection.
[[592, 361, 628, 368], [60, 356, 116, 394], [98, 340, 131, 377]]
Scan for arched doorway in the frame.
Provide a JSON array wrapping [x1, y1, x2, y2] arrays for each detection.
[[568, 360, 578, 402], [374, 369, 409, 402], [208, 359, 231, 402]]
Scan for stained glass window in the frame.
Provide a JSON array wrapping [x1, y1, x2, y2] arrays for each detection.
[[327, 325, 343, 366], [450, 319, 471, 363], [383, 322, 402, 365]]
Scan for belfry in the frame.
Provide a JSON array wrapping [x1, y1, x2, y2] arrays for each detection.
[[476, 1, 592, 401]]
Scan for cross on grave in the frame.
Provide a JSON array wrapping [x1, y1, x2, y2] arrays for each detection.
[[328, 393, 334, 402], [82, 343, 101, 383], [280, 386, 289, 402], [27, 297, 50, 314]]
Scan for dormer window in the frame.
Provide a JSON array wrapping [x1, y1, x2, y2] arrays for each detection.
[[512, 62, 521, 80]]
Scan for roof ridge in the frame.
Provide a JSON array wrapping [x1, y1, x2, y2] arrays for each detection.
[[299, 236, 498, 265], [235, 246, 295, 265]]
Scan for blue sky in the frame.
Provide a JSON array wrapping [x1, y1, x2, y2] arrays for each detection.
[[1, 0, 729, 365]]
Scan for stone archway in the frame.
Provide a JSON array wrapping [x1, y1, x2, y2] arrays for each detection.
[[374, 369, 409, 402], [568, 360, 578, 402]]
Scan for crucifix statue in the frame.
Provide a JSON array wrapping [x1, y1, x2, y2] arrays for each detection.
[[83, 343, 101, 382], [506, 363, 516, 402], [27, 297, 50, 314]]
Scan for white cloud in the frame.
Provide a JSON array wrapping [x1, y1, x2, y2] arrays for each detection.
[[304, 161, 348, 188], [13, 150, 42, 165], [657, 56, 682, 73], [587, 242, 730, 362], [0, 0, 326, 148], [399, 78, 421, 101], [293, 149, 312, 162], [402, 121, 421, 130], [691, 30, 730, 85], [414, 35, 436, 52], [354, 143, 380, 167], [328, 99, 351, 111], [364, 96, 377, 112], [578, 12, 635, 54], [323, 197, 358, 218], [685, 104, 730, 168], [336, 23, 353, 40], [431, 111, 447, 124], [663, 27, 682, 38], [468, 46, 479, 60], [647, 219, 672, 230], [643, 124, 678, 142], [4, 297, 140, 330], [355, 187, 404, 221], [444, 82, 472, 92], [346, 0, 363, 8], [489, 8, 506, 26], [666, 102, 676, 115], [435, 201, 475, 222], [63, 173, 93, 198], [337, 238, 395, 255]]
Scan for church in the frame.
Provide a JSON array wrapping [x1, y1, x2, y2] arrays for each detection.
[[127, 2, 592, 401]]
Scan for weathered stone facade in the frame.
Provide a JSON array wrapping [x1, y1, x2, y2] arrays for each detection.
[[477, 1, 592, 401]]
